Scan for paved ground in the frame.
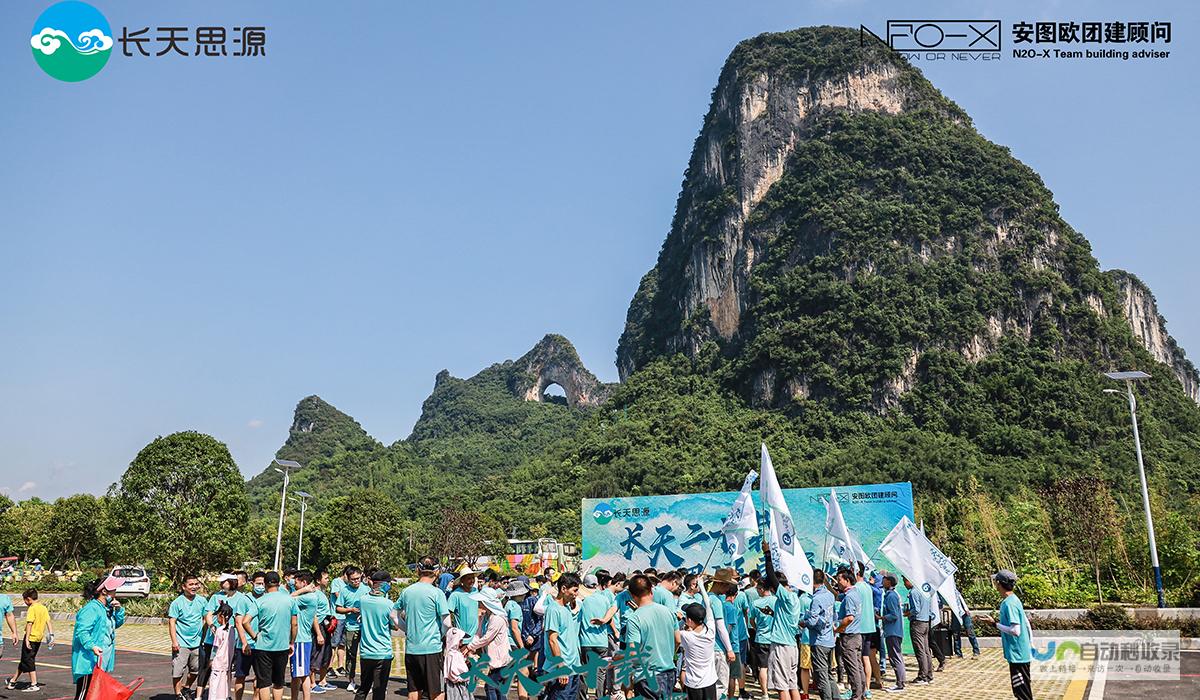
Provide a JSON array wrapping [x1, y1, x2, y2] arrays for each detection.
[[0, 623, 1193, 700]]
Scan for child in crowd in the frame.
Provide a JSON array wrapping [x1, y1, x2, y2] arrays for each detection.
[[443, 627, 471, 700], [6, 589, 51, 692], [206, 602, 235, 700]]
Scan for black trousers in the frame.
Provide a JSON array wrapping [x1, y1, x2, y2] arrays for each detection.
[[197, 643, 214, 686], [354, 657, 391, 700], [75, 675, 91, 700], [931, 626, 946, 667], [1008, 662, 1033, 700], [345, 630, 362, 683], [684, 683, 716, 700]]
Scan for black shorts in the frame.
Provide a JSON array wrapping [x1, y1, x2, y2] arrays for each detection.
[[860, 633, 873, 655], [18, 640, 40, 673], [752, 642, 771, 671], [253, 649, 289, 689], [234, 647, 255, 679], [311, 641, 332, 672], [404, 652, 443, 696]]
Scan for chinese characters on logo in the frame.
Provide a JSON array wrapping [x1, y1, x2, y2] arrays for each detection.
[[119, 26, 266, 57]]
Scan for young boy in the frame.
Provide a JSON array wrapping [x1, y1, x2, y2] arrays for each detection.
[[6, 589, 51, 692]]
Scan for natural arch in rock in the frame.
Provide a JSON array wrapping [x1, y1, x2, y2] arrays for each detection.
[[508, 334, 613, 408]]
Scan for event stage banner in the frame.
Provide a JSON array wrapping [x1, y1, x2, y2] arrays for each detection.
[[582, 482, 914, 576]]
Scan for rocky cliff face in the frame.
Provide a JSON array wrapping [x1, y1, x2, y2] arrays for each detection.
[[1108, 270, 1199, 402], [616, 26, 1197, 411]]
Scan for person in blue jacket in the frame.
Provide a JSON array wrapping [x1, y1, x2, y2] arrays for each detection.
[[72, 576, 126, 700]]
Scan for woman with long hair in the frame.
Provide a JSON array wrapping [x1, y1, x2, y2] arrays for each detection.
[[71, 576, 126, 700]]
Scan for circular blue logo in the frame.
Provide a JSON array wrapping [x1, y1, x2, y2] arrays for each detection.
[[921, 582, 933, 593], [31, 1, 112, 82], [592, 502, 614, 525], [781, 532, 793, 547]]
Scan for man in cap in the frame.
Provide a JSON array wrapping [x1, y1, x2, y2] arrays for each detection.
[[355, 572, 400, 700], [395, 557, 449, 700], [248, 572, 299, 700], [977, 571, 1032, 700]]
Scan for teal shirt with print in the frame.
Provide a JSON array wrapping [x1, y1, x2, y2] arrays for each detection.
[[254, 590, 299, 652], [751, 594, 775, 643], [579, 590, 614, 647], [168, 593, 208, 648], [395, 581, 449, 655], [999, 595, 1032, 663], [340, 583, 368, 631], [295, 591, 323, 643], [542, 597, 581, 668], [359, 592, 396, 660]]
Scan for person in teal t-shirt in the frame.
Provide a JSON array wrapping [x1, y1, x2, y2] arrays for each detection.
[[168, 575, 208, 698], [394, 558, 451, 700], [357, 572, 400, 700], [249, 572, 299, 698], [543, 573, 582, 700], [978, 570, 1033, 700], [446, 570, 480, 644], [623, 573, 678, 699], [290, 571, 326, 700], [334, 568, 366, 691]]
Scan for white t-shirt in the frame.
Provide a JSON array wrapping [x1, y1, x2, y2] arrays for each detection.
[[679, 612, 716, 689]]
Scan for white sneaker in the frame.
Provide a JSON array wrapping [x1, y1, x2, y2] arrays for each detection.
[[346, 683, 356, 692], [885, 686, 904, 693], [23, 685, 41, 693]]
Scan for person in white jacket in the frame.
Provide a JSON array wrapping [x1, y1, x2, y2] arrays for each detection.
[[679, 575, 717, 700]]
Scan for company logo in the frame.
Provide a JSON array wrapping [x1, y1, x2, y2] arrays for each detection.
[[921, 582, 933, 593], [592, 502, 614, 525], [31, 1, 112, 82], [861, 20, 1002, 52]]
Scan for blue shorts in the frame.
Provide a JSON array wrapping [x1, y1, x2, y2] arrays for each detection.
[[291, 642, 312, 677], [330, 620, 346, 647], [234, 647, 255, 679]]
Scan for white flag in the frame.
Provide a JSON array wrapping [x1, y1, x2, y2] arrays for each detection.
[[723, 470, 759, 561], [877, 516, 954, 596], [823, 487, 876, 572], [937, 574, 967, 623], [760, 444, 813, 592]]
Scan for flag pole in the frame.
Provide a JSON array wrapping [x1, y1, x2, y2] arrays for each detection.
[[700, 533, 723, 573]]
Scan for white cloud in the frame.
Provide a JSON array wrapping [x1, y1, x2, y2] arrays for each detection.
[[247, 419, 264, 429], [31, 28, 69, 55], [17, 482, 36, 494], [76, 28, 113, 53]]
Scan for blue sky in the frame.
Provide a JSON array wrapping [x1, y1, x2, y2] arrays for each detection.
[[1, 1, 1196, 499]]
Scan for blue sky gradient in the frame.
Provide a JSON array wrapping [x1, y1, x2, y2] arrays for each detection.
[[1, 1, 1196, 498]]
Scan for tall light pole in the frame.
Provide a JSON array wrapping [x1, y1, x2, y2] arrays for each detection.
[[273, 459, 301, 572], [1103, 370, 1165, 608], [292, 490, 312, 569]]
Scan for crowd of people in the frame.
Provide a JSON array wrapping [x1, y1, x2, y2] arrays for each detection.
[[31, 546, 1031, 700]]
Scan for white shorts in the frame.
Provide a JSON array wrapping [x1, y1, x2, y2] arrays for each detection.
[[767, 643, 799, 690]]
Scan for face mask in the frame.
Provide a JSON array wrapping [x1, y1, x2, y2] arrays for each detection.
[[380, 582, 391, 593], [253, 585, 266, 595]]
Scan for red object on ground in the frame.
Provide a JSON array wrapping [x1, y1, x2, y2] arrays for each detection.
[[85, 665, 144, 700]]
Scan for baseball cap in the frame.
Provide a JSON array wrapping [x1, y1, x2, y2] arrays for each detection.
[[370, 570, 393, 583], [992, 570, 1018, 586], [218, 573, 239, 583]]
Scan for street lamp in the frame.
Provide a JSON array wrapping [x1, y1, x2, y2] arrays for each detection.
[[1103, 370, 1165, 608], [291, 490, 313, 569], [272, 459, 302, 572]]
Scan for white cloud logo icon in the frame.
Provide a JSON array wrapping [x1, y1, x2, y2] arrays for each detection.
[[31, 27, 69, 55], [76, 28, 113, 53]]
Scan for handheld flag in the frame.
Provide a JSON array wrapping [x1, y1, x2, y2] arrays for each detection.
[[723, 470, 759, 561], [823, 487, 876, 572], [760, 444, 814, 592], [877, 516, 954, 596]]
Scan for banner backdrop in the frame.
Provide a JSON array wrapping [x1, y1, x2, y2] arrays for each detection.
[[582, 482, 914, 576]]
